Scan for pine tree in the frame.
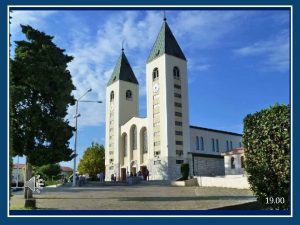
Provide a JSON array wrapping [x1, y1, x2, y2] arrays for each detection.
[[10, 25, 76, 207]]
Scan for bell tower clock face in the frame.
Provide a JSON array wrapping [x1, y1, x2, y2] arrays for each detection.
[[153, 83, 159, 93]]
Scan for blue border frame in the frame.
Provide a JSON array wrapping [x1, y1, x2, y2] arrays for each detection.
[[9, 209, 291, 216], [1, 0, 298, 223]]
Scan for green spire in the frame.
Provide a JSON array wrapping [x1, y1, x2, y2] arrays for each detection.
[[147, 20, 186, 63], [107, 50, 138, 86]]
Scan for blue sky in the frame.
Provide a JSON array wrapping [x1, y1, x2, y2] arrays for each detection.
[[10, 9, 290, 168]]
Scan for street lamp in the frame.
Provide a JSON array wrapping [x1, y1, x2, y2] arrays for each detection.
[[72, 88, 102, 187]]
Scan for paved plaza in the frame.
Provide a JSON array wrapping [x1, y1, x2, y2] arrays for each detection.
[[10, 181, 256, 210]]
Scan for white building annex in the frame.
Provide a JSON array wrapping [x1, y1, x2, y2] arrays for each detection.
[[105, 17, 243, 181]]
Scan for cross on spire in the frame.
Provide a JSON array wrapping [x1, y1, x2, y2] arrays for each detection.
[[121, 40, 125, 52], [163, 10, 167, 21]]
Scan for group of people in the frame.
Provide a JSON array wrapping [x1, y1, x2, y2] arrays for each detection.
[[127, 169, 149, 181], [96, 172, 105, 182], [96, 168, 150, 182]]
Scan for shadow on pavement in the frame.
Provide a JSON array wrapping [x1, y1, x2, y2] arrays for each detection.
[[212, 201, 263, 210]]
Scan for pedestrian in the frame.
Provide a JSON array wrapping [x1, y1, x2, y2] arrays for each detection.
[[114, 173, 117, 182], [126, 171, 130, 178], [146, 169, 149, 181], [99, 172, 104, 183], [97, 173, 100, 181], [111, 173, 114, 182]]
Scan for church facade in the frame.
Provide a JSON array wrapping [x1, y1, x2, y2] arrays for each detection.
[[105, 18, 242, 181]]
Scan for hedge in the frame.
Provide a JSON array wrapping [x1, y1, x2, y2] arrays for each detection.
[[243, 104, 290, 209]]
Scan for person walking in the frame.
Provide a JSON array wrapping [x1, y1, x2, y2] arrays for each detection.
[[146, 169, 149, 181], [99, 172, 104, 183], [111, 173, 114, 182]]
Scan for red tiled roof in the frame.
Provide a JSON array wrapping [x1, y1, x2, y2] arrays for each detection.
[[222, 147, 245, 156], [60, 166, 72, 172], [13, 163, 25, 169]]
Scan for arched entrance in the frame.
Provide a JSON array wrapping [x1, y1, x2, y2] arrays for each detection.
[[130, 160, 137, 175]]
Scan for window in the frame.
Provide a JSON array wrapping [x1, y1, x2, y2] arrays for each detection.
[[131, 126, 137, 150], [176, 160, 184, 164], [176, 150, 183, 156], [176, 141, 183, 145], [226, 140, 229, 151], [123, 134, 127, 157], [230, 141, 233, 150], [143, 129, 148, 153], [175, 112, 182, 117], [241, 156, 245, 168], [153, 68, 159, 81], [110, 91, 114, 102], [216, 139, 219, 152], [196, 136, 200, 150], [154, 151, 161, 156], [154, 141, 160, 146], [239, 142, 242, 147], [231, 157, 235, 169], [212, 138, 215, 152], [176, 131, 183, 136], [175, 121, 182, 126], [201, 137, 204, 151], [174, 84, 181, 89], [126, 90, 132, 100], [173, 66, 180, 80], [174, 93, 182, 98], [175, 102, 182, 107]]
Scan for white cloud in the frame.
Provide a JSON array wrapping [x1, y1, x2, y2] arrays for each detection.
[[64, 11, 163, 127], [234, 30, 290, 72], [10, 10, 56, 38], [10, 10, 289, 127]]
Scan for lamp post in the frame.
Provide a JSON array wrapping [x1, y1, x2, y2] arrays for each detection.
[[72, 88, 102, 187]]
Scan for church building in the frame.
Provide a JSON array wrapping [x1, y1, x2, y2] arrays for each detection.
[[105, 17, 242, 181]]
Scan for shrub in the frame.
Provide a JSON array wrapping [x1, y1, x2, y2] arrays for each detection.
[[180, 163, 189, 180], [243, 104, 290, 209]]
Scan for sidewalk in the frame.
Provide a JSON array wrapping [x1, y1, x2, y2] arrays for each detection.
[[10, 183, 257, 210]]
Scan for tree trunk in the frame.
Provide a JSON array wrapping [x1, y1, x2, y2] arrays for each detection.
[[24, 159, 36, 208]]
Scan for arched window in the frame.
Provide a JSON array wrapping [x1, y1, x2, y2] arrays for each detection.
[[143, 129, 148, 153], [241, 156, 245, 168], [126, 90, 132, 100], [231, 157, 235, 169], [196, 136, 200, 150], [201, 137, 204, 151], [123, 134, 127, 157], [152, 68, 159, 81], [131, 125, 137, 150], [110, 91, 114, 102], [173, 66, 180, 80]]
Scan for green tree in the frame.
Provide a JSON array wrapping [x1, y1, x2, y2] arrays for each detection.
[[34, 164, 62, 180], [78, 143, 105, 179], [10, 25, 76, 207], [243, 104, 290, 209]]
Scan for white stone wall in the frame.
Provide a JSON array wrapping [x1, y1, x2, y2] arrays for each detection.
[[146, 54, 190, 180], [224, 154, 245, 175], [196, 175, 250, 189], [105, 80, 139, 181]]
